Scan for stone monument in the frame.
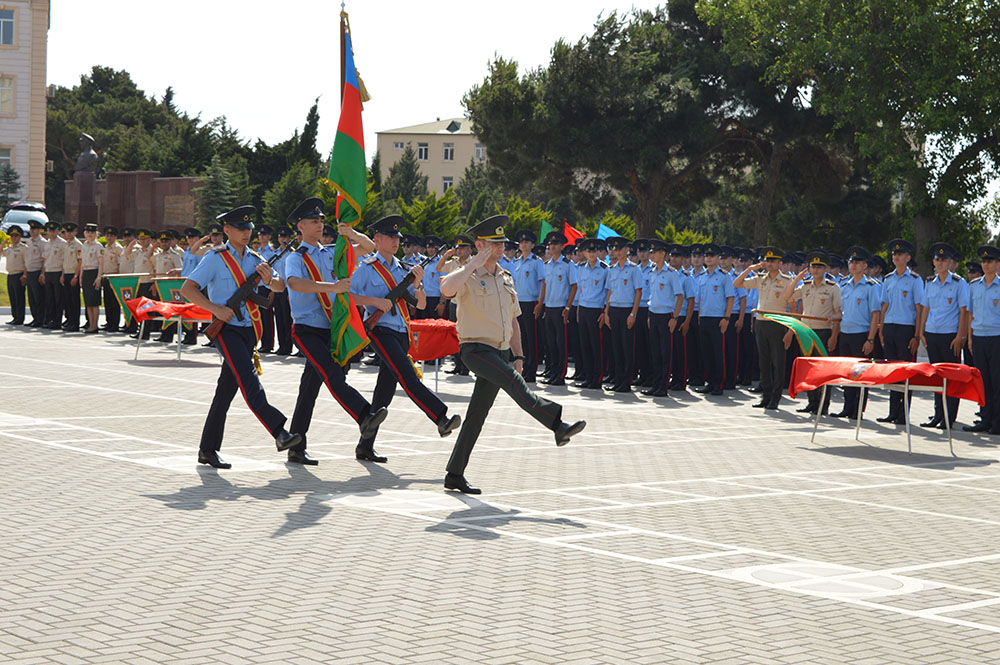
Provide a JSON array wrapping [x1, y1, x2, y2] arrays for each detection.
[[70, 133, 99, 224]]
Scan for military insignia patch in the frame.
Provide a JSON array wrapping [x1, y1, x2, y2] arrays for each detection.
[[948, 297, 952, 304], [903, 290, 908, 298]]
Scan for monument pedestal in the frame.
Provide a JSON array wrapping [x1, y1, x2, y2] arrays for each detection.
[[68, 171, 98, 224]]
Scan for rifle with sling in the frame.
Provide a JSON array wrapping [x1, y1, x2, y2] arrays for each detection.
[[364, 243, 449, 331], [204, 242, 295, 341]]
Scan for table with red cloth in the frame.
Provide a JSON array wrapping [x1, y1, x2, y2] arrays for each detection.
[[125, 297, 213, 362], [408, 318, 459, 361], [789, 356, 986, 456]]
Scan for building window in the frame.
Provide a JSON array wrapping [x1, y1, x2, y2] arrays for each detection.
[[417, 143, 428, 160], [0, 10, 13, 46], [0, 75, 13, 115], [392, 141, 404, 150], [475, 143, 487, 161], [443, 143, 454, 161], [442, 177, 453, 193], [0, 147, 11, 169]]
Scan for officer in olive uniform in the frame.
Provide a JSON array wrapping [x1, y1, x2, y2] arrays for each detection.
[[180, 206, 303, 469], [782, 250, 842, 414], [24, 219, 46, 327], [734, 247, 794, 410], [41, 221, 66, 329], [60, 222, 84, 332], [877, 239, 925, 424], [918, 242, 969, 428], [439, 215, 586, 494], [2, 226, 27, 324], [100, 226, 124, 332]]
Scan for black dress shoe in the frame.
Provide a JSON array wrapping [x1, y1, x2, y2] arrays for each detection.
[[797, 405, 818, 414], [876, 414, 898, 423], [274, 429, 302, 451], [920, 417, 942, 428], [640, 388, 656, 396], [444, 473, 482, 495], [572, 380, 589, 388], [437, 413, 462, 437], [650, 388, 669, 397], [892, 416, 907, 425], [710, 389, 723, 396], [359, 406, 389, 439], [692, 385, 712, 394], [28, 321, 42, 328], [748, 385, 763, 394], [198, 450, 231, 469], [554, 420, 586, 446], [363, 356, 381, 366], [546, 379, 566, 386], [83, 328, 99, 335], [765, 400, 779, 410], [445, 366, 463, 375], [963, 422, 990, 432], [752, 398, 768, 408], [356, 449, 388, 463], [614, 384, 631, 393], [287, 450, 319, 465]]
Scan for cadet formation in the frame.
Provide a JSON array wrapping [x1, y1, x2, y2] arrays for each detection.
[[4, 203, 998, 491]]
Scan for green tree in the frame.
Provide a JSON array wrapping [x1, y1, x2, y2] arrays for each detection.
[[499, 196, 554, 242], [369, 151, 383, 193], [296, 100, 322, 167], [0, 164, 22, 216], [195, 155, 236, 228], [382, 144, 428, 207], [397, 190, 461, 239], [262, 161, 320, 227], [697, 0, 999, 263]]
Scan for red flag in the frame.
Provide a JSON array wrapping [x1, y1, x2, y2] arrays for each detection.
[[408, 319, 459, 361], [563, 223, 584, 245], [125, 297, 213, 322]]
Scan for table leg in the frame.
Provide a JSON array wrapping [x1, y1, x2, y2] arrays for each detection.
[[942, 377, 955, 457], [134, 320, 146, 360], [811, 384, 826, 444], [855, 386, 866, 441], [176, 316, 182, 363], [904, 379, 912, 454]]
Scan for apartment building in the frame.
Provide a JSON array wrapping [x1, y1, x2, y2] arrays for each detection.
[[376, 117, 486, 195]]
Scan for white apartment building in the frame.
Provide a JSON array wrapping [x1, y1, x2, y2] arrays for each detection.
[[376, 118, 486, 195]]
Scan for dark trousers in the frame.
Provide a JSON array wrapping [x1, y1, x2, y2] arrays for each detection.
[[839, 332, 871, 417], [698, 315, 726, 391], [648, 313, 672, 391], [567, 305, 581, 375], [126, 283, 155, 338], [670, 318, 689, 389], [518, 301, 540, 380], [634, 307, 650, 382], [102, 278, 121, 331], [924, 332, 961, 423], [62, 273, 81, 330], [7, 272, 25, 323], [973, 335, 1000, 431], [358, 326, 448, 453], [43, 271, 62, 326], [883, 323, 916, 418], [807, 328, 833, 412], [738, 320, 756, 384], [289, 324, 372, 452], [756, 318, 787, 402], [273, 290, 293, 353], [578, 306, 604, 386], [687, 311, 703, 386], [258, 286, 275, 350], [543, 306, 567, 380], [608, 306, 635, 387], [724, 314, 740, 389], [26, 270, 43, 325], [446, 343, 562, 476], [199, 324, 287, 452], [419, 295, 441, 319]]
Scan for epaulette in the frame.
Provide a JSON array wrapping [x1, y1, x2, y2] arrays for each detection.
[[825, 278, 837, 285], [247, 248, 264, 261], [297, 246, 308, 254], [600, 260, 609, 268], [363, 254, 379, 264], [213, 246, 227, 254]]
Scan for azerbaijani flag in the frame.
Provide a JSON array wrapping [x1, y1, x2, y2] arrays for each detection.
[[326, 24, 369, 366], [758, 312, 829, 357]]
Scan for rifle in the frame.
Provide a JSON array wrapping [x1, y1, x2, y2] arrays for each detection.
[[204, 242, 295, 341], [364, 244, 449, 331]]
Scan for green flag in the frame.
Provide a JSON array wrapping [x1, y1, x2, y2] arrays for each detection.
[[107, 275, 141, 326], [540, 219, 554, 243], [758, 313, 829, 357], [154, 278, 195, 329]]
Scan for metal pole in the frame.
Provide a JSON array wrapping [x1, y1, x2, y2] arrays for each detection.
[[904, 379, 912, 453], [942, 377, 955, 457], [855, 386, 866, 441], [811, 384, 826, 443], [339, 15, 346, 105], [134, 320, 145, 360]]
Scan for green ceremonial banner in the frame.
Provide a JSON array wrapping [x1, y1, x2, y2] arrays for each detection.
[[759, 313, 829, 357], [154, 279, 195, 329], [540, 219, 554, 243], [107, 275, 141, 326]]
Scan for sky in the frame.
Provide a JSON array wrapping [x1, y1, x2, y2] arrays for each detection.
[[47, 0, 663, 162]]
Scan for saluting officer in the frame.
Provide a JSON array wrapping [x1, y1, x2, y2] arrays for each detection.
[[1, 226, 27, 325], [643, 239, 684, 397], [539, 232, 576, 386], [283, 197, 389, 465], [439, 215, 586, 495], [100, 226, 124, 333], [180, 206, 303, 469], [512, 230, 544, 382], [24, 219, 46, 327], [350, 215, 462, 462], [574, 238, 609, 389], [694, 243, 735, 395], [963, 246, 1000, 434], [877, 239, 925, 424], [603, 236, 642, 393], [782, 250, 842, 414], [734, 247, 794, 410], [832, 247, 882, 419], [917, 242, 969, 429]]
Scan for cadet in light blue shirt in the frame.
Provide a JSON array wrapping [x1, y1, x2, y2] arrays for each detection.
[[879, 238, 926, 422], [693, 244, 735, 393], [966, 245, 1000, 433], [539, 232, 576, 384], [604, 237, 642, 391], [509, 230, 546, 381], [187, 241, 278, 327], [499, 240, 517, 274], [574, 238, 609, 388], [181, 228, 208, 277]]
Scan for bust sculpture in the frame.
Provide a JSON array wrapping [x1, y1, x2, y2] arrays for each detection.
[[75, 133, 99, 173]]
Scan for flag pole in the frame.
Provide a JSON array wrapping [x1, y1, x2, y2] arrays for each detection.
[[339, 4, 346, 105]]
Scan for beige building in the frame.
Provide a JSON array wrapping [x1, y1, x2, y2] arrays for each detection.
[[0, 0, 48, 203], [376, 117, 485, 195]]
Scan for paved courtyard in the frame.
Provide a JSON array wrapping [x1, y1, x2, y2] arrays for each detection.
[[2, 324, 1000, 664]]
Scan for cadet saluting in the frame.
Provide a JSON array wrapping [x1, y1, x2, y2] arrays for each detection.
[[439, 215, 586, 494], [180, 206, 303, 469]]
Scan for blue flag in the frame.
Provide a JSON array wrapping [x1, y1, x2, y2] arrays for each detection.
[[596, 224, 615, 240]]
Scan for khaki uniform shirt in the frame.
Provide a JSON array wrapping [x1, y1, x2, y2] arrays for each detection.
[[454, 266, 518, 350], [153, 247, 182, 274], [440, 257, 470, 274], [103, 241, 123, 274], [63, 237, 83, 274], [791, 279, 842, 330], [743, 271, 793, 319], [25, 235, 46, 271], [43, 236, 66, 272], [81, 240, 104, 270], [128, 243, 155, 283], [3, 240, 27, 273]]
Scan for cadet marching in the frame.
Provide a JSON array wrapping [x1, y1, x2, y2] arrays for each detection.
[[5, 206, 998, 490]]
